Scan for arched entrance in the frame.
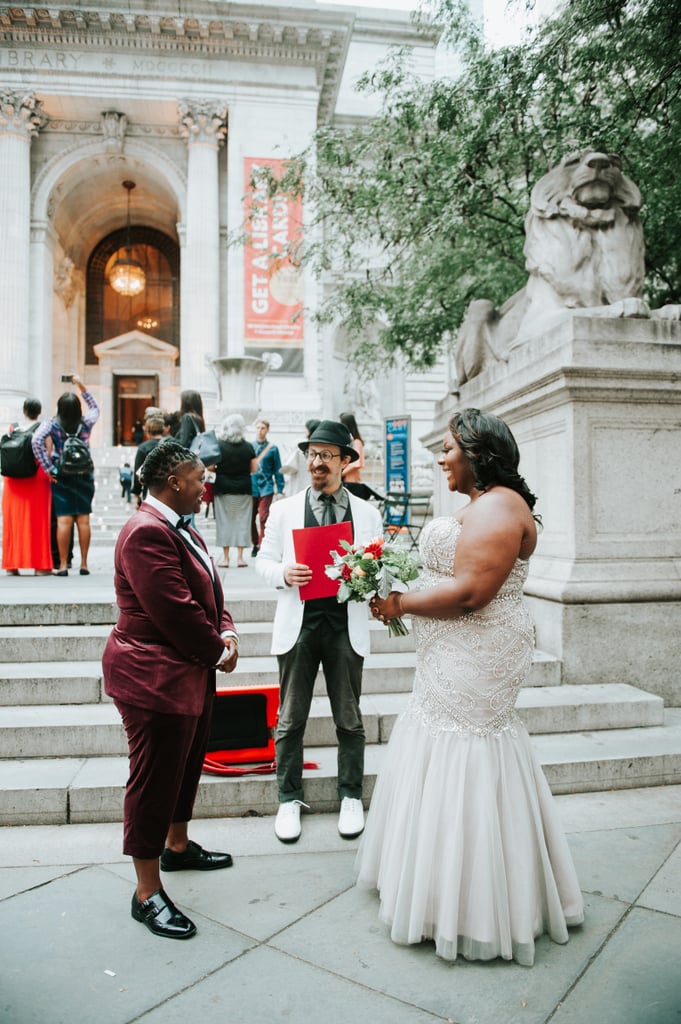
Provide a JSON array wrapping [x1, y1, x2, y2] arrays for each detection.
[[86, 226, 180, 366], [29, 137, 185, 421]]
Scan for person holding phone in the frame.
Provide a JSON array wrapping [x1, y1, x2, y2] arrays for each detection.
[[32, 374, 99, 576]]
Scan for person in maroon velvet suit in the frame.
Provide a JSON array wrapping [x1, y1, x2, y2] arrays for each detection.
[[103, 440, 239, 940]]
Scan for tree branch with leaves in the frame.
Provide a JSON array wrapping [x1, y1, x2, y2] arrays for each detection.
[[234, 0, 681, 373]]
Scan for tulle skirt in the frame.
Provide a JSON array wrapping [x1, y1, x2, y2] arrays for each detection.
[[355, 709, 584, 966]]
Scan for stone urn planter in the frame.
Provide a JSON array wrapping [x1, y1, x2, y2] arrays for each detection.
[[210, 356, 268, 423]]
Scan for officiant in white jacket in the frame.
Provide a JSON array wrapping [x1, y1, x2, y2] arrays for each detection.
[[256, 420, 383, 844]]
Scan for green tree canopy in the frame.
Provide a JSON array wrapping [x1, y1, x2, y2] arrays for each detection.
[[245, 0, 681, 372]]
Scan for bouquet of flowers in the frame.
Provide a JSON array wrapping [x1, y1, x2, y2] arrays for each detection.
[[325, 536, 419, 637]]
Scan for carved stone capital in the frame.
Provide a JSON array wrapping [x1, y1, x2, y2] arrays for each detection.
[[100, 110, 128, 153], [177, 100, 227, 149], [0, 90, 47, 139]]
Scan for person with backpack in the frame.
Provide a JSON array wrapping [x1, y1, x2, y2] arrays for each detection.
[[1, 398, 52, 576], [32, 375, 100, 576]]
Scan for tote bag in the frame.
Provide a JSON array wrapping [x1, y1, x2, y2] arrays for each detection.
[[189, 430, 221, 466]]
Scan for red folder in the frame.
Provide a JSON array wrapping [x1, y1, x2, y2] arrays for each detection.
[[292, 521, 354, 600]]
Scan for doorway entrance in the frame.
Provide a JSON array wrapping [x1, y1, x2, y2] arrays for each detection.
[[114, 375, 159, 445]]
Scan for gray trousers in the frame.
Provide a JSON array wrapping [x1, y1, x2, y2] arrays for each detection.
[[276, 621, 365, 803]]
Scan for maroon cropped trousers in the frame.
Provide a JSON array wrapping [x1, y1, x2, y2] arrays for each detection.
[[114, 685, 213, 860]]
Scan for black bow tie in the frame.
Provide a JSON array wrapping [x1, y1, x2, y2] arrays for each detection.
[[175, 516, 192, 532]]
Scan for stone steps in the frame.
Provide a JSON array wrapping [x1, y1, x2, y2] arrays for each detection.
[[0, 647, 557, 712], [2, 708, 680, 826], [0, 661, 104, 705], [0, 619, 414, 661], [0, 683, 663, 760], [0, 643, 559, 704], [1, 484, 680, 826], [0, 625, 113, 663], [0, 606, 561, 679]]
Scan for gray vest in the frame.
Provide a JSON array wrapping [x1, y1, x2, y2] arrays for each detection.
[[301, 488, 353, 630]]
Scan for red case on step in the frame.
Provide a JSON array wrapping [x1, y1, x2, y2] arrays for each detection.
[[203, 685, 279, 771], [202, 684, 318, 777]]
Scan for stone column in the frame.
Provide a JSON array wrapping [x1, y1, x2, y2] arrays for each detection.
[[178, 100, 227, 410], [29, 221, 56, 414], [0, 90, 46, 422]]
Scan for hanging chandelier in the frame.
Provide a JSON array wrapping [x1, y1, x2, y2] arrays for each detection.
[[137, 316, 159, 330], [108, 180, 146, 297]]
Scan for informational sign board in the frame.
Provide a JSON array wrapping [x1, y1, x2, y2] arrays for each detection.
[[384, 416, 410, 525]]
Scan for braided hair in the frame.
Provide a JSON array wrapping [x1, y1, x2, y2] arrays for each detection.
[[449, 408, 539, 517], [139, 439, 201, 492]]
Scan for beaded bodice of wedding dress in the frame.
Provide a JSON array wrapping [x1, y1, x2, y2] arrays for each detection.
[[406, 516, 534, 738]]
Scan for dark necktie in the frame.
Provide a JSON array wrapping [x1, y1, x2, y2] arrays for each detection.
[[320, 493, 336, 526], [175, 516, 191, 532]]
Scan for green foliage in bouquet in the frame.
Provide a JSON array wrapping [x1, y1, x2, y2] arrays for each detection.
[[326, 537, 420, 637]]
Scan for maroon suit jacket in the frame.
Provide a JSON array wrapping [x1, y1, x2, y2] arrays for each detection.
[[103, 503, 236, 716]]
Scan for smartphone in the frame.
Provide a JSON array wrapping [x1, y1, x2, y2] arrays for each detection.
[[60, 374, 73, 382]]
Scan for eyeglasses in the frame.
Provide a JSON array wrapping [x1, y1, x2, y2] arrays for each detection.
[[307, 449, 342, 464]]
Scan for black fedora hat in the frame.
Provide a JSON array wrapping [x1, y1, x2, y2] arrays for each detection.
[[298, 420, 359, 462]]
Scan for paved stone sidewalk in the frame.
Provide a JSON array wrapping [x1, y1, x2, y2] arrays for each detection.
[[1, 785, 680, 1024], [2, 514, 680, 1021]]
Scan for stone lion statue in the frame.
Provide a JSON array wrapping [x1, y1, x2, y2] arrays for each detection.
[[454, 149, 679, 384]]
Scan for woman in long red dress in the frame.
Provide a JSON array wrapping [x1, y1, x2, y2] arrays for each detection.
[[1, 398, 53, 575]]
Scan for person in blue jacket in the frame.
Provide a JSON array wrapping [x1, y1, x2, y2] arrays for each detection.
[[250, 418, 284, 556]]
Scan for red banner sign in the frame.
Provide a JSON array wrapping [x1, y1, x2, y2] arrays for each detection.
[[243, 157, 304, 347]]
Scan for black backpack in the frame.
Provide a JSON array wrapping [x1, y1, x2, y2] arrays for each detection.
[[58, 423, 94, 477], [0, 423, 39, 478]]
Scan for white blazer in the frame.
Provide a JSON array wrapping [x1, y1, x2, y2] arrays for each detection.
[[256, 488, 384, 656]]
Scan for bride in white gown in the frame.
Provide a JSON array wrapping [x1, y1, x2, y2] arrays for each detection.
[[358, 409, 583, 966]]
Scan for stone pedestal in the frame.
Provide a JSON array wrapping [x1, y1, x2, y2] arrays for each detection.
[[427, 316, 681, 705]]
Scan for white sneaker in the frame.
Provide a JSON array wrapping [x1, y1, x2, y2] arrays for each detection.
[[274, 800, 308, 843], [338, 797, 364, 839]]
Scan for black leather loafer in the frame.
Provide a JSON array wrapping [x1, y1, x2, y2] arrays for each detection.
[[131, 888, 197, 939], [160, 839, 233, 872]]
